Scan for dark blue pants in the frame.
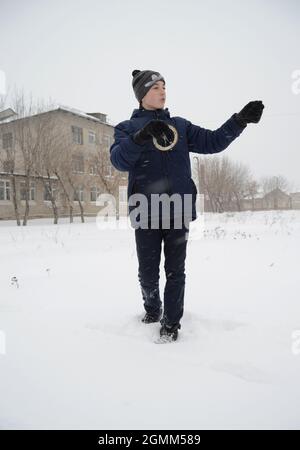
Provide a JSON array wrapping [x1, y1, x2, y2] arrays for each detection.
[[134, 220, 189, 327]]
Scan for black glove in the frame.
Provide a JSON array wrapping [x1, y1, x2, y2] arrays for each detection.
[[234, 100, 264, 127], [132, 119, 174, 146]]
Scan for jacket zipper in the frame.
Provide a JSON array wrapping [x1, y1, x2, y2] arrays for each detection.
[[155, 110, 171, 195]]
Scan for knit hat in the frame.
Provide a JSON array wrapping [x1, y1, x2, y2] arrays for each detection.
[[132, 69, 165, 103]]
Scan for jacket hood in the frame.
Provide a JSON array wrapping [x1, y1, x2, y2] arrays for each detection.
[[130, 107, 171, 120]]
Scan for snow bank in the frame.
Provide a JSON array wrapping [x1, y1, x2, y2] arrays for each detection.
[[0, 210, 299, 429]]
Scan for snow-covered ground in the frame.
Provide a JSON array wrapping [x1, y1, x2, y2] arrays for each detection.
[[0, 210, 300, 430]]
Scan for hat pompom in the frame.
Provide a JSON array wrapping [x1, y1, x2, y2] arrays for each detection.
[[132, 70, 141, 77]]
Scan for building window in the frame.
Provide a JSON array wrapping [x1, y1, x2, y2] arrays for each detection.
[[72, 155, 84, 173], [103, 134, 111, 149], [31, 182, 36, 201], [20, 181, 36, 201], [89, 165, 97, 175], [105, 163, 113, 177], [90, 187, 101, 202], [2, 132, 13, 149], [3, 160, 14, 172], [44, 182, 56, 201], [88, 130, 96, 144], [74, 186, 84, 202], [71, 126, 83, 144], [0, 180, 11, 200]]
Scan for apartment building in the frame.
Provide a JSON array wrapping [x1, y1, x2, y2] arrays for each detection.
[[0, 106, 127, 220]]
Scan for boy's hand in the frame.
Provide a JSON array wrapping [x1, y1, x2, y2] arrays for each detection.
[[234, 100, 264, 127], [133, 120, 173, 146]]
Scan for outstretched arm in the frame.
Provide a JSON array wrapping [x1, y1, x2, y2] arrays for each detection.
[[187, 100, 264, 155]]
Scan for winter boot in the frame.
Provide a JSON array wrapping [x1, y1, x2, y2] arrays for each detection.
[[141, 308, 163, 324], [159, 322, 181, 342]]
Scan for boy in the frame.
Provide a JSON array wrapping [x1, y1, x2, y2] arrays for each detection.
[[110, 69, 264, 343]]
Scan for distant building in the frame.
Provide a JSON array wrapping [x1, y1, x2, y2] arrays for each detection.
[[241, 188, 300, 211], [290, 192, 300, 209], [200, 188, 300, 213], [261, 188, 292, 210], [0, 106, 127, 220]]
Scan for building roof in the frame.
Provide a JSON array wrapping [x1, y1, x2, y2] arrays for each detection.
[[55, 105, 109, 125], [0, 104, 113, 127], [263, 188, 289, 198]]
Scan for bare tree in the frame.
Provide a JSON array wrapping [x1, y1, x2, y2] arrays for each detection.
[[61, 135, 86, 223], [194, 155, 257, 212], [34, 112, 63, 224], [54, 150, 75, 223], [91, 137, 126, 220], [244, 179, 259, 211], [9, 88, 56, 225], [260, 175, 290, 194], [0, 96, 21, 225], [200, 156, 232, 212], [228, 161, 253, 211], [42, 117, 77, 223]]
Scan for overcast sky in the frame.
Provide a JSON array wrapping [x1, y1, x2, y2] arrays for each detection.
[[1, 0, 299, 189]]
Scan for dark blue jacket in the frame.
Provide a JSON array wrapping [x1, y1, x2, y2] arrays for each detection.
[[110, 107, 246, 226]]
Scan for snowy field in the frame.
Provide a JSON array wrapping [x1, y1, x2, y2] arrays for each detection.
[[0, 210, 300, 430]]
